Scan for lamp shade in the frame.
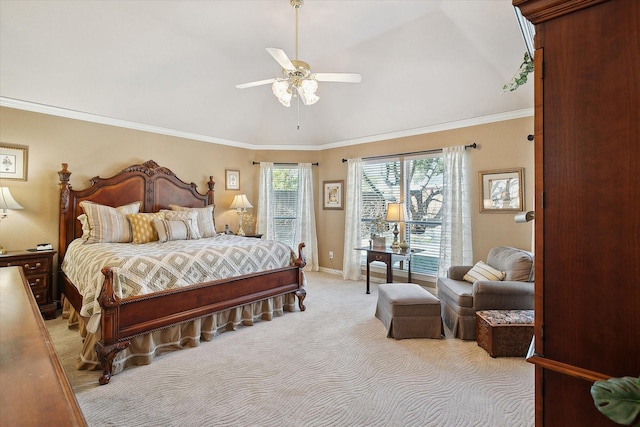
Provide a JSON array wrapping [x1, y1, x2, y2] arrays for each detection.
[[272, 80, 292, 107], [299, 79, 319, 105], [0, 187, 23, 211], [229, 194, 253, 210], [385, 203, 407, 223]]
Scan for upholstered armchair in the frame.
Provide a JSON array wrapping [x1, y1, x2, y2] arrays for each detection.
[[437, 246, 534, 340]]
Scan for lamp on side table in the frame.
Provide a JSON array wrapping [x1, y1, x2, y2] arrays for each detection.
[[0, 187, 24, 254], [229, 194, 253, 236], [385, 202, 408, 250]]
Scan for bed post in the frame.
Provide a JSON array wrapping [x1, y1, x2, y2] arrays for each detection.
[[95, 266, 130, 385], [57, 163, 72, 262], [295, 243, 307, 312], [207, 176, 215, 206]]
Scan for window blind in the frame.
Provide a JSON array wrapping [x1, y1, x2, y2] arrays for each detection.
[[272, 167, 299, 248]]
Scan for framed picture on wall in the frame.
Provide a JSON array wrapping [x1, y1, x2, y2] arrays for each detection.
[[225, 169, 240, 190], [0, 143, 28, 181], [479, 168, 524, 213], [323, 180, 344, 210]]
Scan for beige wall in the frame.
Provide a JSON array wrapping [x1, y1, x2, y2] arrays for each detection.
[[315, 116, 535, 275], [0, 106, 533, 288], [0, 107, 256, 255]]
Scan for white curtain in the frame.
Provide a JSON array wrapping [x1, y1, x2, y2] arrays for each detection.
[[256, 162, 275, 239], [343, 158, 363, 280], [438, 145, 473, 277], [295, 163, 319, 271]]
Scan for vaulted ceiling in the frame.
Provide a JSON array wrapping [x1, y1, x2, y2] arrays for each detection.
[[0, 0, 533, 150]]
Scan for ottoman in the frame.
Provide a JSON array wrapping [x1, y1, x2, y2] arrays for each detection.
[[375, 283, 443, 339], [476, 310, 534, 357]]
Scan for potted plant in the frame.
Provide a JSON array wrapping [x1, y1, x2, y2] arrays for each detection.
[[370, 216, 387, 248]]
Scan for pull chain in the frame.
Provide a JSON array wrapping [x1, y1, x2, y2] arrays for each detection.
[[297, 94, 300, 130]]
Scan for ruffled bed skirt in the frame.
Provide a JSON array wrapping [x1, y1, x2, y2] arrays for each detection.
[[63, 293, 297, 375]]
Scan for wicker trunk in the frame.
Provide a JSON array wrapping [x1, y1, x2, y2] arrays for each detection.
[[476, 310, 533, 357]]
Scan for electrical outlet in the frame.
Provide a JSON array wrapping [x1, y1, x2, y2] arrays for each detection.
[[328, 251, 334, 259]]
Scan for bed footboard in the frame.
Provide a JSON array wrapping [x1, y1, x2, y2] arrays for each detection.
[[96, 243, 307, 385]]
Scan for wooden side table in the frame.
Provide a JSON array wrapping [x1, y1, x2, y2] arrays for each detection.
[[0, 250, 57, 319], [356, 246, 422, 294]]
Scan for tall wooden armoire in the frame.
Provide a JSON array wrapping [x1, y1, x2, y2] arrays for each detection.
[[514, 0, 639, 426]]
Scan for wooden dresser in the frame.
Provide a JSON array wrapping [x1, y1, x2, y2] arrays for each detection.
[[0, 250, 57, 318], [0, 266, 86, 426]]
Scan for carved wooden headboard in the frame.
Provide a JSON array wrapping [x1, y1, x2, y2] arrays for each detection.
[[58, 160, 215, 262]]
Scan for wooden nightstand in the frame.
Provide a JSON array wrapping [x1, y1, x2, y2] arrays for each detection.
[[0, 250, 57, 319]]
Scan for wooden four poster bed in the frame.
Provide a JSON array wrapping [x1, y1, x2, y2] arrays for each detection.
[[58, 160, 306, 385]]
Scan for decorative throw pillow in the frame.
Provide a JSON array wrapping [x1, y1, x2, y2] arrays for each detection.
[[161, 210, 201, 239], [77, 214, 90, 239], [126, 212, 165, 244], [80, 201, 141, 244], [154, 219, 200, 242], [463, 260, 506, 283], [169, 205, 216, 238]]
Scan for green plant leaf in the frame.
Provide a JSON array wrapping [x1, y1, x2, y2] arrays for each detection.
[[502, 52, 534, 92], [591, 377, 640, 426]]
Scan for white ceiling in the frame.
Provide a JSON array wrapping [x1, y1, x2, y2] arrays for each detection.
[[0, 0, 533, 150]]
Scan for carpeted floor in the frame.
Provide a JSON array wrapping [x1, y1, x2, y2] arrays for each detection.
[[47, 271, 534, 427]]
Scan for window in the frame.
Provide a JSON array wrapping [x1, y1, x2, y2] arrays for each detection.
[[360, 155, 444, 275], [272, 166, 299, 248]]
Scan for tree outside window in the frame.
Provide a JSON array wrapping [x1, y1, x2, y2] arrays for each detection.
[[360, 156, 444, 275]]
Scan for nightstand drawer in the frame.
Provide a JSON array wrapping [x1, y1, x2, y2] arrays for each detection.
[[26, 273, 49, 290], [0, 257, 49, 275], [0, 250, 56, 319], [31, 288, 48, 305]]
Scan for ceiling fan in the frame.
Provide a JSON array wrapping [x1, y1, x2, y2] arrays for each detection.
[[235, 0, 362, 107]]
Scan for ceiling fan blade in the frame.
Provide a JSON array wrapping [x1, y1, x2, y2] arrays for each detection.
[[266, 48, 295, 71], [235, 78, 276, 89], [314, 73, 362, 83]]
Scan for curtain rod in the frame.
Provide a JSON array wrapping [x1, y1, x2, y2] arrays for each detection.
[[252, 162, 319, 166], [341, 143, 477, 163]]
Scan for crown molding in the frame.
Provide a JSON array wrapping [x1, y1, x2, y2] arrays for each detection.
[[318, 108, 534, 150], [0, 97, 255, 150], [1, 97, 532, 151]]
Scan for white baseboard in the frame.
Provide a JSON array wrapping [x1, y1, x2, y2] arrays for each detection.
[[317, 265, 437, 290]]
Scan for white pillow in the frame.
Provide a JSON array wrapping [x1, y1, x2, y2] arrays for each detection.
[[77, 214, 90, 239], [160, 210, 203, 239], [79, 201, 141, 244], [463, 261, 506, 283], [154, 219, 200, 242], [169, 205, 216, 238]]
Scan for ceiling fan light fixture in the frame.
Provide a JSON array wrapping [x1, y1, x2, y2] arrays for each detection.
[[272, 79, 292, 107], [299, 78, 319, 105], [297, 86, 319, 105], [236, 0, 360, 108], [301, 78, 318, 93]]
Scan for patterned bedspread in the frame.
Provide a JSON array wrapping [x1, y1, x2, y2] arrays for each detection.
[[62, 234, 297, 331]]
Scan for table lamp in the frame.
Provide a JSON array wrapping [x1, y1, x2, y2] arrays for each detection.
[[229, 194, 253, 236], [385, 202, 407, 250], [0, 187, 24, 254]]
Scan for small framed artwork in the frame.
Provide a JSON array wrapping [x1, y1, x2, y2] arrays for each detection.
[[0, 144, 28, 181], [479, 168, 524, 213], [225, 169, 240, 190], [323, 180, 344, 210]]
